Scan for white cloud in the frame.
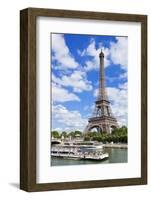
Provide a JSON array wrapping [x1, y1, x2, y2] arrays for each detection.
[[52, 83, 80, 102], [77, 49, 85, 57], [93, 83, 128, 126], [118, 82, 127, 90], [52, 70, 92, 93], [52, 127, 63, 133], [52, 34, 79, 69], [52, 104, 87, 132], [79, 37, 128, 72], [83, 39, 110, 71], [107, 85, 127, 126], [119, 71, 127, 80], [93, 88, 99, 98], [110, 37, 128, 68]]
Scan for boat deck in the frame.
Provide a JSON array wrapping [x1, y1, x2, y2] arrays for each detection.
[[51, 146, 109, 161]]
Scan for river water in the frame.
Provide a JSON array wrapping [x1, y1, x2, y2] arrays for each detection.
[[51, 147, 128, 166]]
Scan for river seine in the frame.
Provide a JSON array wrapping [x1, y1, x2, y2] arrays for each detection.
[[51, 147, 128, 166]]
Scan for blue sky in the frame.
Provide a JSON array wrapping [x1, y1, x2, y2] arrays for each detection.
[[51, 33, 128, 133]]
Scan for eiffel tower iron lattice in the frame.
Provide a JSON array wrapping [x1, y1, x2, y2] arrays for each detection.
[[84, 50, 119, 134]]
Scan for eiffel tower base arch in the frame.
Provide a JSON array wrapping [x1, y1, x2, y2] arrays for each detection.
[[84, 117, 119, 134]]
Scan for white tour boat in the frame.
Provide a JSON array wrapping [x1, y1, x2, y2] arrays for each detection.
[[51, 140, 109, 161]]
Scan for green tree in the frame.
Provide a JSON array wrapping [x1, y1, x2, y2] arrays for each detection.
[[51, 131, 60, 138], [61, 131, 68, 138], [74, 130, 82, 136], [84, 126, 128, 144], [68, 131, 75, 139]]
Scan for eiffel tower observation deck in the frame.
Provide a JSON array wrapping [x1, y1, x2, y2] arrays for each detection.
[[84, 50, 119, 134]]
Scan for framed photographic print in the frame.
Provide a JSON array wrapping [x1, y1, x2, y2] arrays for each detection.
[[20, 8, 147, 191]]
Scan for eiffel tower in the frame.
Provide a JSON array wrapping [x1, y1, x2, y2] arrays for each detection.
[[84, 50, 119, 134]]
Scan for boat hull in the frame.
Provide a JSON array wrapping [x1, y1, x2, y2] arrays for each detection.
[[51, 153, 109, 161]]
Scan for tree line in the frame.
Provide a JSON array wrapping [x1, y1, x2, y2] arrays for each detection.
[[51, 126, 127, 144], [51, 130, 82, 139]]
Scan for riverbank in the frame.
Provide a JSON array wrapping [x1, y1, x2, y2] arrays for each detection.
[[103, 143, 127, 149]]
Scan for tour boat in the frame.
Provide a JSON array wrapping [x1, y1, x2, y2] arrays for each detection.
[[51, 146, 109, 161]]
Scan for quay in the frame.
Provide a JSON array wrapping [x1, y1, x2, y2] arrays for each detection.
[[103, 143, 127, 149]]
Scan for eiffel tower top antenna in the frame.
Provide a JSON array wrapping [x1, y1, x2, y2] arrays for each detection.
[[98, 49, 108, 101]]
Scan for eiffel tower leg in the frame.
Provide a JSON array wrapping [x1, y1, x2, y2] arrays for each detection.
[[97, 126, 101, 134], [101, 125, 110, 134]]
